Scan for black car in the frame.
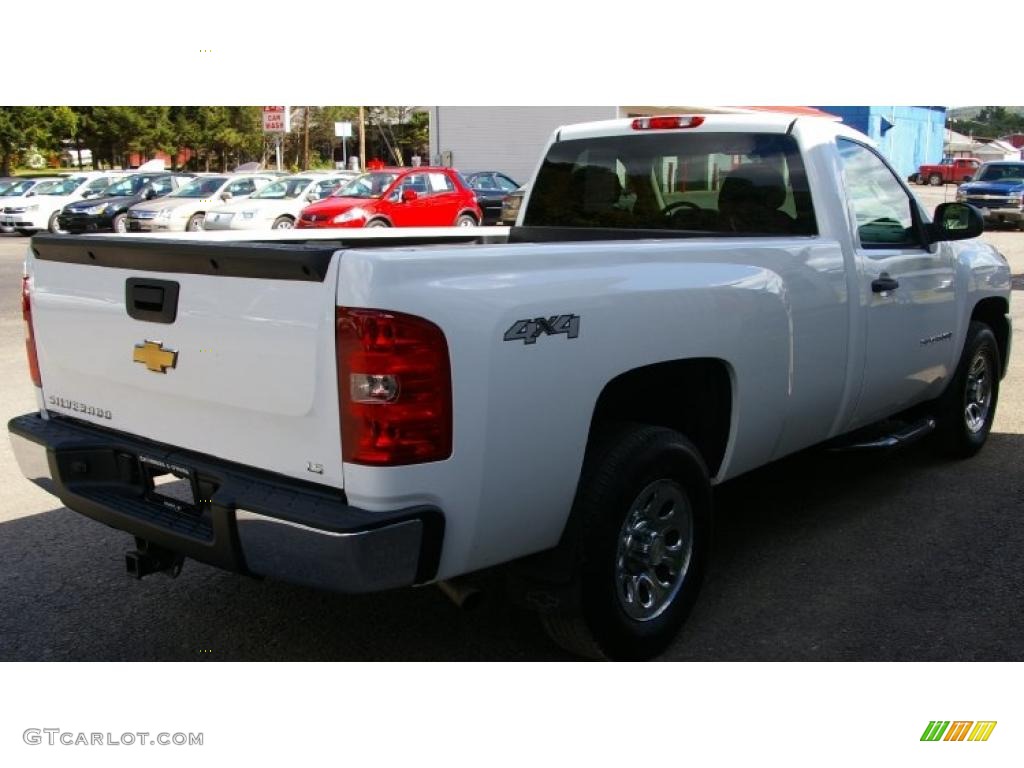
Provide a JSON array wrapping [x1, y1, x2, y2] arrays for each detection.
[[58, 172, 192, 234], [463, 171, 520, 225]]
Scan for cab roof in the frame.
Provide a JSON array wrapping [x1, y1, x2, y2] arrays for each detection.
[[557, 113, 820, 141]]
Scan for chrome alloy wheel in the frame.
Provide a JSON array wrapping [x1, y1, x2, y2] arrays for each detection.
[[615, 479, 694, 622], [964, 351, 992, 434]]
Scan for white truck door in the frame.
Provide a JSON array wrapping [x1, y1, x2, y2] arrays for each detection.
[[837, 138, 958, 428]]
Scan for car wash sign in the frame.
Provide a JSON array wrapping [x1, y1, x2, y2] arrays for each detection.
[[262, 107, 291, 133]]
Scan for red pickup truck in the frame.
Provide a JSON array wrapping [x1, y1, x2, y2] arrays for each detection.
[[916, 157, 981, 186]]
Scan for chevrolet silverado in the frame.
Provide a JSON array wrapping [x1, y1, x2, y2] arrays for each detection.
[[9, 114, 1012, 659]]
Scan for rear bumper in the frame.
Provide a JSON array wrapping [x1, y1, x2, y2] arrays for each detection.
[[8, 413, 443, 593]]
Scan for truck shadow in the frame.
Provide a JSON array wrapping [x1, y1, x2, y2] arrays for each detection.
[[0, 432, 1021, 661]]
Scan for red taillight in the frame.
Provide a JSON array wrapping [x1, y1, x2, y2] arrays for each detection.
[[336, 307, 452, 466], [631, 115, 705, 131], [22, 276, 41, 388]]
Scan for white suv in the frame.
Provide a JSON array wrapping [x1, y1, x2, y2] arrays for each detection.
[[0, 172, 127, 234]]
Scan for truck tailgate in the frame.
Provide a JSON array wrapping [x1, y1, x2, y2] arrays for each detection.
[[28, 236, 345, 488]]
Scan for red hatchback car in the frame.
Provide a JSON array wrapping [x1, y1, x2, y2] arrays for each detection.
[[296, 167, 482, 229]]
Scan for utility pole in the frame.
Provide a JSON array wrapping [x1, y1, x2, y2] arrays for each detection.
[[359, 106, 366, 172], [302, 107, 310, 170]]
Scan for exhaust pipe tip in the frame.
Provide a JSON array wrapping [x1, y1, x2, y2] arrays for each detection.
[[437, 578, 483, 611]]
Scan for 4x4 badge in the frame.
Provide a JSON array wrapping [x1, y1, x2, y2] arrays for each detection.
[[133, 340, 178, 373], [503, 314, 580, 345]]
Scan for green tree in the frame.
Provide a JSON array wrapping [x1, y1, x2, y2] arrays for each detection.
[[950, 106, 1024, 140], [0, 106, 77, 174]]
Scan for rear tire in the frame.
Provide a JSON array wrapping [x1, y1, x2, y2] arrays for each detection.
[[455, 214, 477, 227], [47, 211, 62, 233], [272, 216, 294, 230], [929, 173, 943, 186], [539, 423, 711, 660], [112, 213, 127, 233], [186, 213, 204, 232], [365, 219, 389, 228], [934, 321, 1000, 458]]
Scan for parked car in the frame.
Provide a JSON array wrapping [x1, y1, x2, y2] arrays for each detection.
[[0, 177, 62, 199], [497, 184, 527, 225], [58, 173, 194, 233], [296, 167, 482, 229], [204, 173, 356, 231], [0, 177, 64, 233], [917, 157, 981, 186], [956, 161, 1024, 229], [463, 171, 520, 225], [0, 172, 128, 234], [127, 173, 275, 232], [11, 113, 1010, 660]]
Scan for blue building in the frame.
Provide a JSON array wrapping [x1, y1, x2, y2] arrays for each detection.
[[813, 106, 947, 179]]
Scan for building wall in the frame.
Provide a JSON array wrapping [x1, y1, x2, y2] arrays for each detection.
[[429, 106, 616, 184], [814, 106, 947, 178]]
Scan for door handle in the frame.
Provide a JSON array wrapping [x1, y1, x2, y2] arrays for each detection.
[[126, 278, 180, 323], [871, 273, 899, 293]]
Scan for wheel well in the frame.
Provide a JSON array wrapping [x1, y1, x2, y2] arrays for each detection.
[[456, 209, 479, 223], [971, 297, 1011, 377], [589, 359, 732, 477], [366, 216, 391, 226]]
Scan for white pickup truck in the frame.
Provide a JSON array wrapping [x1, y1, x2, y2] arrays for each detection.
[[9, 114, 1012, 659]]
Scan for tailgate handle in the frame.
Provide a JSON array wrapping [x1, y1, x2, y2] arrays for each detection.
[[126, 278, 179, 324]]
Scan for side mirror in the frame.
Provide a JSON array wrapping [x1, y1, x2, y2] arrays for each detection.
[[220, 191, 233, 201], [929, 202, 983, 243], [144, 188, 159, 199], [401, 188, 418, 203]]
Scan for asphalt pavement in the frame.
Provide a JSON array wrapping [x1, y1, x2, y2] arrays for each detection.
[[0, 193, 1021, 660]]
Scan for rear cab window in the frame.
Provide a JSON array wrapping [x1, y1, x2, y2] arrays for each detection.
[[523, 131, 817, 236]]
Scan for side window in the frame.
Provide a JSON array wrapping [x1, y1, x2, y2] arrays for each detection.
[[86, 177, 110, 192], [428, 172, 455, 194], [837, 139, 920, 248], [317, 179, 339, 198], [150, 177, 173, 196], [400, 173, 430, 196], [473, 175, 497, 190], [227, 178, 256, 196], [495, 175, 518, 192]]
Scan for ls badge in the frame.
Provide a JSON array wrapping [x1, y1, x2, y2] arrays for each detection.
[[133, 340, 178, 373]]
